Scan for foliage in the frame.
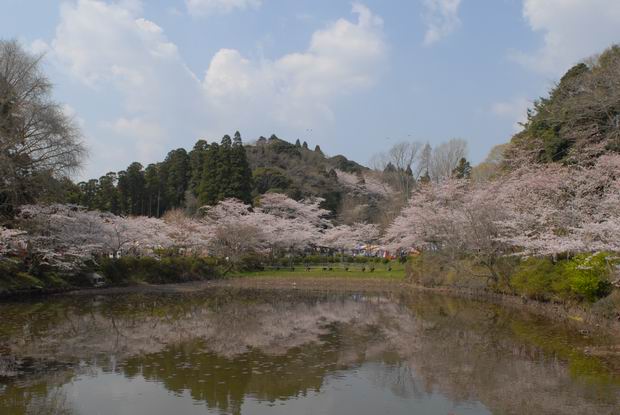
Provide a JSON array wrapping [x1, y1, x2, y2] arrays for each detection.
[[98, 256, 219, 284], [560, 253, 615, 302], [506, 45, 620, 164]]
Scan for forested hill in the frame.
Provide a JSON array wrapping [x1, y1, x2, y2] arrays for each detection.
[[67, 133, 384, 219], [505, 45, 620, 165]]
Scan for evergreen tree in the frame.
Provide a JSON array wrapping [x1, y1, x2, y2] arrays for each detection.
[[189, 140, 208, 195], [230, 131, 253, 203], [452, 157, 472, 179], [78, 179, 98, 210], [116, 170, 129, 214], [295, 139, 301, 147], [302, 141, 308, 149], [314, 145, 323, 155], [198, 142, 221, 206], [163, 148, 190, 208], [384, 162, 397, 173], [144, 164, 163, 217], [125, 162, 146, 215], [95, 172, 120, 214], [217, 135, 233, 200], [420, 170, 431, 184], [405, 165, 414, 177]]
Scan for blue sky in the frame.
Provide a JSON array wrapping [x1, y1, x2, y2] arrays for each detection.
[[2, 0, 620, 179]]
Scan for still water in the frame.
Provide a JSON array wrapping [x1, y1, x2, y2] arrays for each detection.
[[0, 288, 619, 415]]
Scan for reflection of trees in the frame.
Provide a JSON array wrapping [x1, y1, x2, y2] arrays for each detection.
[[394, 292, 620, 415], [0, 368, 75, 415], [0, 289, 619, 415]]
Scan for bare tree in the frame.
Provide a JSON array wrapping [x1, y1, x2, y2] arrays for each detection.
[[372, 141, 423, 200], [429, 138, 467, 181], [0, 39, 85, 215]]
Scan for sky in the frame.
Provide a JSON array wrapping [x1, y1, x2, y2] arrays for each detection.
[[2, 0, 620, 180]]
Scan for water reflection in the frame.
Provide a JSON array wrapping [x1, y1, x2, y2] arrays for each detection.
[[0, 289, 618, 414]]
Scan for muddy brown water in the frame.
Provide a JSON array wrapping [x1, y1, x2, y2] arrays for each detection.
[[0, 285, 619, 414]]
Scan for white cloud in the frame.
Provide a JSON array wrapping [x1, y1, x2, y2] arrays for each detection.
[[491, 97, 530, 133], [49, 0, 206, 175], [186, 0, 261, 16], [203, 3, 386, 126], [515, 0, 620, 75], [422, 0, 462, 46], [107, 117, 168, 161], [45, 1, 386, 177]]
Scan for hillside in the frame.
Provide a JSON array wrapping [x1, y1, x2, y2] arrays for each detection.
[[69, 133, 393, 223], [505, 45, 620, 165]]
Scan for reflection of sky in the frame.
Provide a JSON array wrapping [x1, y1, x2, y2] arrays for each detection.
[[65, 364, 490, 415]]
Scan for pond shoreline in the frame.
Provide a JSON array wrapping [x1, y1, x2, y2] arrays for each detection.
[[2, 275, 619, 336], [408, 284, 620, 337]]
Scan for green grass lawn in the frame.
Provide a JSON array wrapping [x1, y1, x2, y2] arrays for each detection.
[[233, 261, 406, 280]]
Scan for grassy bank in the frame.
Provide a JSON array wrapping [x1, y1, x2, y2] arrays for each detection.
[[0, 256, 405, 298], [407, 252, 620, 321], [233, 261, 406, 280], [0, 255, 223, 298]]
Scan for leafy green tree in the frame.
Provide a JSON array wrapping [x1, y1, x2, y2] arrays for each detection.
[[95, 172, 120, 214], [253, 167, 291, 194], [78, 179, 98, 210]]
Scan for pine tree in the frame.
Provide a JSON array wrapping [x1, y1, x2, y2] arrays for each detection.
[[314, 145, 323, 155], [217, 135, 233, 200], [230, 131, 253, 204], [198, 143, 221, 206], [189, 139, 208, 195], [302, 141, 308, 149], [144, 164, 162, 217], [452, 157, 472, 179], [295, 139, 301, 147], [420, 170, 431, 184], [163, 148, 190, 208], [125, 162, 146, 215]]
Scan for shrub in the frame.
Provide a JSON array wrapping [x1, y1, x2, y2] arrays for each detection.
[[561, 253, 614, 302], [98, 256, 220, 284], [511, 257, 562, 301], [237, 254, 265, 272], [512, 253, 616, 302]]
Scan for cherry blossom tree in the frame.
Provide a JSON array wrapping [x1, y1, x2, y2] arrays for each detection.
[[321, 223, 380, 251], [496, 155, 620, 256], [0, 226, 25, 258], [383, 179, 510, 282], [200, 198, 268, 264], [384, 155, 620, 276]]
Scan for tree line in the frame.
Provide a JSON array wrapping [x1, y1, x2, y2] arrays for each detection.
[[72, 132, 253, 217]]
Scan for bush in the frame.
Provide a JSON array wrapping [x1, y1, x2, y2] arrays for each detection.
[[237, 254, 265, 272], [98, 256, 220, 284], [511, 253, 616, 302], [561, 253, 614, 302], [511, 257, 562, 301]]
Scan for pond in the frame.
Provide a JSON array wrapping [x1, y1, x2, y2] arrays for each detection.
[[0, 287, 619, 415]]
